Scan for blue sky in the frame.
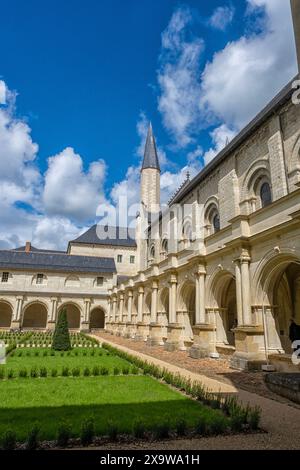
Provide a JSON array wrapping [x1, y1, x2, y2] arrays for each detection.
[[0, 0, 297, 249]]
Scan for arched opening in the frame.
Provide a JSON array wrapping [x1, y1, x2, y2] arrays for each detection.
[[180, 281, 196, 328], [90, 308, 105, 329], [22, 303, 48, 329], [59, 303, 81, 330], [0, 302, 13, 328], [262, 260, 300, 354], [205, 203, 220, 236], [159, 288, 169, 321], [260, 182, 272, 208], [144, 292, 151, 323], [211, 272, 237, 347]]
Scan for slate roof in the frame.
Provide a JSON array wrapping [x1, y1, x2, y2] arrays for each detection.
[[171, 75, 299, 205], [0, 250, 116, 274], [70, 225, 136, 248], [141, 123, 160, 172], [13, 245, 65, 254]]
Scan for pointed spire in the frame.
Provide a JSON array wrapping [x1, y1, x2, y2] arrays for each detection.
[[141, 123, 160, 172]]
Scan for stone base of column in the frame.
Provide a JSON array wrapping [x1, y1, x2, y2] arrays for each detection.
[[230, 326, 266, 370], [122, 323, 133, 338], [146, 323, 165, 346], [118, 322, 127, 337], [80, 321, 90, 333], [189, 324, 215, 359], [110, 323, 118, 335], [134, 322, 150, 342], [10, 321, 21, 330], [164, 323, 185, 351], [46, 320, 56, 331]]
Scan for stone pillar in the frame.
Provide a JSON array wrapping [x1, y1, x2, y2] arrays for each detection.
[[81, 298, 91, 331], [241, 256, 252, 326], [195, 269, 206, 325], [119, 294, 124, 321], [11, 296, 23, 328], [150, 280, 158, 324], [169, 274, 177, 324], [234, 260, 243, 326], [137, 286, 144, 323], [111, 296, 117, 334], [127, 290, 133, 323], [47, 297, 58, 331]]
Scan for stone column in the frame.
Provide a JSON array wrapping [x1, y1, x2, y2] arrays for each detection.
[[137, 286, 144, 323], [240, 256, 252, 326], [127, 290, 133, 323], [234, 260, 243, 326], [169, 274, 177, 324], [195, 269, 206, 325], [12, 296, 23, 328], [119, 294, 124, 322], [111, 296, 117, 334], [150, 280, 159, 324]]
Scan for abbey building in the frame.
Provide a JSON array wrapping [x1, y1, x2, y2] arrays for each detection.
[[0, 1, 300, 372]]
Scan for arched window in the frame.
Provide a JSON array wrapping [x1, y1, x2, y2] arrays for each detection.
[[182, 221, 193, 242], [260, 182, 272, 208], [162, 239, 168, 255], [213, 213, 220, 233], [150, 245, 155, 259]]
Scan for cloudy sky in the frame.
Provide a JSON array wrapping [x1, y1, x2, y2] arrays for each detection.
[[0, 0, 297, 250]]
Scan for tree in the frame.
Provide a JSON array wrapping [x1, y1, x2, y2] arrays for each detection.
[[52, 309, 71, 351]]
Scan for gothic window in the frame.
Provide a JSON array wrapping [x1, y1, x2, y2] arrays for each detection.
[[205, 203, 220, 236], [150, 245, 155, 259], [162, 239, 168, 254], [260, 182, 272, 208], [213, 213, 220, 233]]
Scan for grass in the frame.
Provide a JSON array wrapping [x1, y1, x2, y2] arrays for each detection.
[[1, 348, 130, 375], [0, 376, 226, 442]]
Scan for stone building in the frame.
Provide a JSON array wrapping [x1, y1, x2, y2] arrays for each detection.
[[0, 229, 136, 332]]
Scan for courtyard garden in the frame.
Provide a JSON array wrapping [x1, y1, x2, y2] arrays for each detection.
[[0, 330, 261, 449]]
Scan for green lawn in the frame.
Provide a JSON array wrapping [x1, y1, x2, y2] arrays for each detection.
[[0, 375, 224, 441], [1, 348, 131, 375]]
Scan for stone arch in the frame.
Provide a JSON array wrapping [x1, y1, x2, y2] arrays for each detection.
[[22, 302, 48, 329], [58, 302, 81, 329], [64, 275, 80, 287], [179, 280, 196, 327], [204, 197, 220, 236], [0, 300, 13, 328], [241, 160, 272, 211], [208, 269, 237, 346], [159, 287, 169, 321], [255, 252, 300, 354], [90, 307, 105, 329]]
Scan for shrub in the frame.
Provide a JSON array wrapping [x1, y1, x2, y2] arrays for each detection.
[[26, 424, 40, 450], [34, 351, 39, 357], [209, 415, 227, 435], [122, 367, 130, 375], [72, 367, 80, 377], [7, 369, 14, 379], [50, 350, 55, 356], [248, 406, 261, 430], [100, 367, 109, 376], [107, 421, 118, 441], [0, 369, 4, 380], [92, 366, 99, 376], [195, 417, 207, 436], [83, 350, 87, 356], [153, 421, 170, 440], [113, 367, 120, 376], [83, 367, 90, 377], [1, 430, 17, 450], [51, 368, 58, 377], [19, 368, 28, 378], [131, 366, 139, 375], [43, 350, 48, 357], [133, 420, 145, 439], [52, 309, 71, 351], [57, 421, 71, 447], [230, 411, 245, 432], [80, 418, 95, 446], [40, 367, 47, 378], [176, 418, 187, 437], [30, 367, 39, 378], [62, 367, 69, 377]]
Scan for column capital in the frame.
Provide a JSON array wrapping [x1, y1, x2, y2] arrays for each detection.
[[119, 293, 124, 301], [169, 273, 178, 285], [151, 279, 159, 290], [128, 289, 134, 298], [84, 298, 91, 304], [16, 295, 24, 301], [138, 286, 144, 295], [50, 296, 58, 302]]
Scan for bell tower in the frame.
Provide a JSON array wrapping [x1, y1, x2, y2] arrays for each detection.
[[140, 123, 161, 213], [291, 0, 300, 71]]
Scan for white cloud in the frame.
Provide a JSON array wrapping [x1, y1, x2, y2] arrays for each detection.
[[0, 80, 6, 104], [209, 5, 235, 31], [204, 124, 236, 165], [32, 217, 86, 251], [43, 147, 107, 223], [157, 7, 204, 148], [201, 0, 297, 130]]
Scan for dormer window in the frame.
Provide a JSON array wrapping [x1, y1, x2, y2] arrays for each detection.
[[36, 274, 44, 285], [1, 272, 9, 283], [96, 276, 104, 286]]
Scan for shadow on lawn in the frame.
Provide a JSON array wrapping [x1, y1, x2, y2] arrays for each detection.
[[0, 399, 212, 441]]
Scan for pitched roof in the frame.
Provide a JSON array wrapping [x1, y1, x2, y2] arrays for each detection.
[[70, 225, 136, 248], [171, 75, 299, 205], [13, 245, 65, 254], [0, 250, 116, 274], [141, 123, 160, 172]]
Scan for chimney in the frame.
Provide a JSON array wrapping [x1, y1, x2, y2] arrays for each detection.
[[25, 241, 31, 253], [291, 0, 300, 72]]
